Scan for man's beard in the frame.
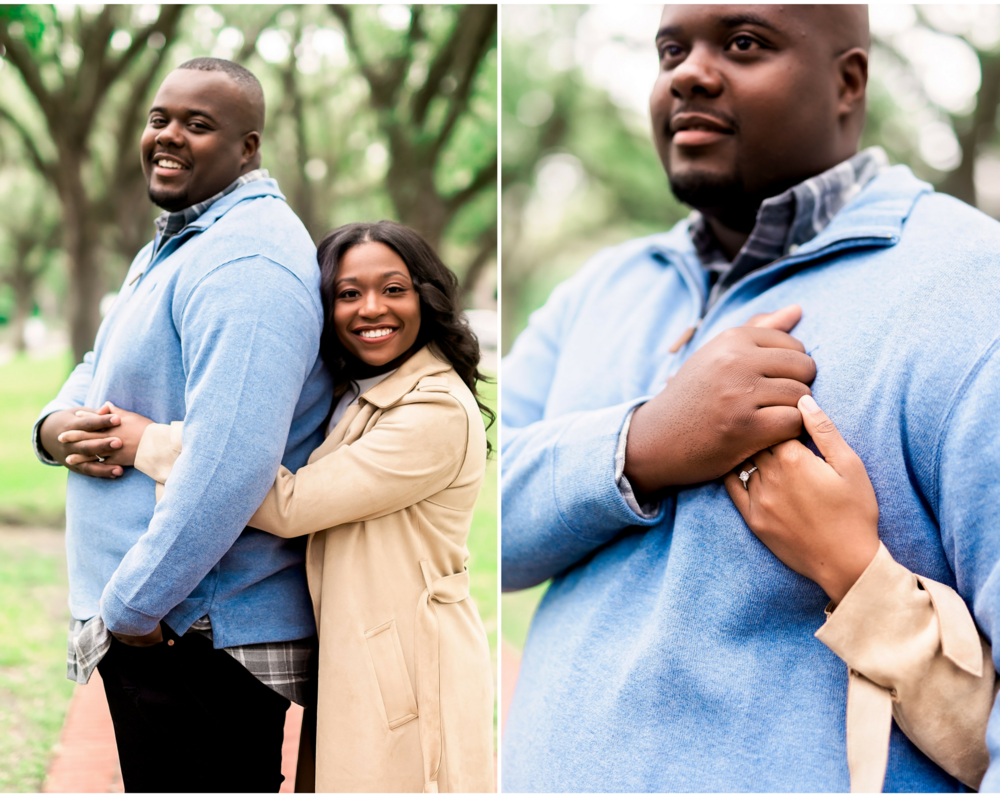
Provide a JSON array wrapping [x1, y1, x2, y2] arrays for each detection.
[[668, 167, 745, 211], [668, 166, 760, 233], [147, 184, 189, 213]]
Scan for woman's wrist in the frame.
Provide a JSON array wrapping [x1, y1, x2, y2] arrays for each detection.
[[818, 533, 881, 605]]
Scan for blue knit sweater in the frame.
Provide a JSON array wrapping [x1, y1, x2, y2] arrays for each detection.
[[36, 179, 332, 647], [501, 166, 1000, 791]]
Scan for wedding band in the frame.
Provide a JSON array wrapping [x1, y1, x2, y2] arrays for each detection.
[[739, 466, 758, 490], [95, 455, 106, 463]]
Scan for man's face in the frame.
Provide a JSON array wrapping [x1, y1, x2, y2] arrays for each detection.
[[650, 5, 855, 224], [140, 70, 259, 212]]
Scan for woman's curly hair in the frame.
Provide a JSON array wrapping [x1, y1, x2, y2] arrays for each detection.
[[316, 220, 495, 456]]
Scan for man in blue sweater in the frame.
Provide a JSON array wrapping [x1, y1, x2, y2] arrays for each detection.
[[502, 6, 1000, 791], [34, 59, 331, 791]]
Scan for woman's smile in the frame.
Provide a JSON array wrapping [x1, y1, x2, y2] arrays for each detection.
[[354, 325, 398, 341]]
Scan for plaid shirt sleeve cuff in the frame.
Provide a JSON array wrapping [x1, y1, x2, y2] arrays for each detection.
[[33, 414, 60, 466], [615, 406, 661, 520]]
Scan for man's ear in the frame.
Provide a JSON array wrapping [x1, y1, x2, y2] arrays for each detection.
[[836, 47, 868, 119], [241, 131, 262, 168]]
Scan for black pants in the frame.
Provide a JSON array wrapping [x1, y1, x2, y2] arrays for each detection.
[[98, 626, 290, 793]]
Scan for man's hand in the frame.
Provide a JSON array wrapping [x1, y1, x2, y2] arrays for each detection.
[[38, 408, 124, 479], [624, 304, 816, 495], [723, 395, 879, 603], [63, 403, 154, 470], [111, 623, 164, 647]]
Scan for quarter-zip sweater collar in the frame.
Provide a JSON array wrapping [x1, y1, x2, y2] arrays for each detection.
[[153, 168, 270, 255], [689, 147, 889, 310]]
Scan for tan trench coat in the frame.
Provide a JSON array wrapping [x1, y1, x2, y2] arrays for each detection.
[[137, 345, 495, 793]]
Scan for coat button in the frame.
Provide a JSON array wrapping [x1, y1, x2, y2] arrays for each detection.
[[167, 639, 175, 646]]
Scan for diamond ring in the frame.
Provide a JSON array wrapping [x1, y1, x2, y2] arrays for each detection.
[[739, 466, 758, 490]]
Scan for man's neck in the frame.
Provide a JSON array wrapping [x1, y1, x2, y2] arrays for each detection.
[[704, 217, 751, 262]]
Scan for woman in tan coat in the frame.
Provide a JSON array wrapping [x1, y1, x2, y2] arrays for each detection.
[[92, 221, 496, 792]]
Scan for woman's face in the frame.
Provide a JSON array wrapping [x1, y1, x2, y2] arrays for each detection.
[[333, 242, 422, 368]]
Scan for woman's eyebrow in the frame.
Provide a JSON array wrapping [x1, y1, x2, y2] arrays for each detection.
[[335, 270, 410, 287]]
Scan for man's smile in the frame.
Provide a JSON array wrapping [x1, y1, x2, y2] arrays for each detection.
[[151, 153, 190, 178], [670, 112, 735, 147]]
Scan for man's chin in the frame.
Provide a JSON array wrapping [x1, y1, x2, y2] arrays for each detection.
[[147, 184, 190, 213], [667, 168, 744, 213]]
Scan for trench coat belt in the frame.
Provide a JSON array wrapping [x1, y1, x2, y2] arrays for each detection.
[[415, 559, 470, 794], [845, 668, 893, 792]]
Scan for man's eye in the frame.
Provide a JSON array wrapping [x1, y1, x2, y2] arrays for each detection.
[[729, 35, 759, 52], [190, 122, 209, 131], [659, 43, 684, 60]]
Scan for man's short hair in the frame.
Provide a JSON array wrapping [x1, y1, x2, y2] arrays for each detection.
[[177, 57, 265, 131]]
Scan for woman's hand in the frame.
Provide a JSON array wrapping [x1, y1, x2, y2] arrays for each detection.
[[724, 395, 880, 605], [61, 402, 154, 470]]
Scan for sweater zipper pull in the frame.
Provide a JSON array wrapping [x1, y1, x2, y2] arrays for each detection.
[[669, 320, 700, 353]]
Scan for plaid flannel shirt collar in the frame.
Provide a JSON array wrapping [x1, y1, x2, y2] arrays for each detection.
[[153, 168, 269, 252], [689, 147, 889, 309]]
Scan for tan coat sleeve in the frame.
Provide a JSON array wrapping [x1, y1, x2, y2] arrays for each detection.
[[251, 394, 468, 538], [133, 395, 469, 538], [815, 542, 995, 790]]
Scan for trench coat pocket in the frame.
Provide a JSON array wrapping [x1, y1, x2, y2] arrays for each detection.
[[364, 619, 419, 730]]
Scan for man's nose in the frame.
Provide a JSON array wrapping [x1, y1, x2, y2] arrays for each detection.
[[155, 120, 185, 148], [670, 44, 723, 100]]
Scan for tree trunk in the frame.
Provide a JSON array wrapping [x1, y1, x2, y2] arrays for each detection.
[[10, 281, 32, 354], [941, 53, 1000, 208], [60, 156, 102, 364]]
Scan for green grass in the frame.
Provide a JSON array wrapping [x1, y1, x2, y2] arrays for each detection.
[[0, 536, 74, 792], [469, 374, 498, 740], [501, 583, 548, 653], [0, 353, 73, 526]]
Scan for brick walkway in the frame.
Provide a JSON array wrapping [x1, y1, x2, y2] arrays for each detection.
[[42, 670, 303, 793]]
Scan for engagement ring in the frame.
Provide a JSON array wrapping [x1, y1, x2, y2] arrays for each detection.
[[739, 466, 758, 490]]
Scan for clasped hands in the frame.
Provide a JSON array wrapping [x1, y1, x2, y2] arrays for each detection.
[[39, 402, 153, 478], [39, 404, 158, 646], [624, 304, 879, 604]]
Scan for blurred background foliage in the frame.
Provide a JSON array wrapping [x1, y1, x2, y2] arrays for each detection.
[[0, 3, 497, 364], [501, 4, 1000, 353], [500, 4, 1000, 662]]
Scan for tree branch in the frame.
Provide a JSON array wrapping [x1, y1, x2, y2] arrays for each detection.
[[446, 153, 497, 212], [460, 224, 497, 297], [329, 5, 383, 103], [75, 6, 117, 115], [97, 6, 185, 99], [411, 10, 463, 126], [430, 6, 495, 159], [0, 27, 57, 127], [235, 7, 281, 64], [0, 105, 55, 183]]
